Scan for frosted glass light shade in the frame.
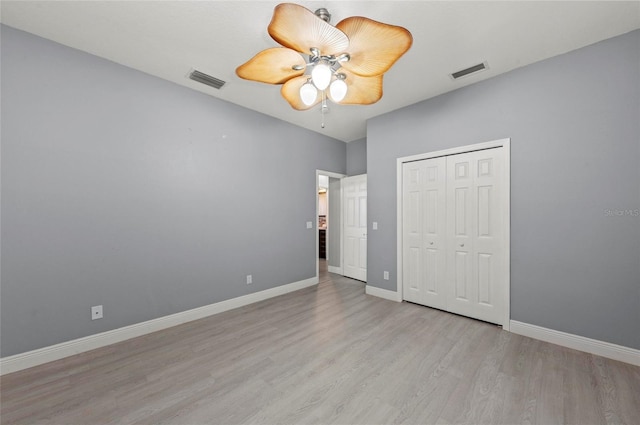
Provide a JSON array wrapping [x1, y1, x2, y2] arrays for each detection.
[[300, 82, 318, 106], [311, 61, 332, 90], [329, 79, 348, 102]]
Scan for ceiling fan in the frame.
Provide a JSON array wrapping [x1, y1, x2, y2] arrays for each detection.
[[236, 3, 412, 127]]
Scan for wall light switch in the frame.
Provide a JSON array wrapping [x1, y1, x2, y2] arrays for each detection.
[[306, 221, 313, 229], [373, 222, 378, 230], [383, 271, 389, 280], [246, 275, 253, 284]]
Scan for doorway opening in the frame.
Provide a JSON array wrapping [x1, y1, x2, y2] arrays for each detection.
[[316, 170, 346, 280]]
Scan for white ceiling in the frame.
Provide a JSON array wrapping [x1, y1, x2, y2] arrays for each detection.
[[2, 1, 639, 142]]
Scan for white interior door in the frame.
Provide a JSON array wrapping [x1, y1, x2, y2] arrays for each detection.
[[401, 147, 506, 325], [343, 175, 367, 281], [446, 149, 505, 324], [402, 158, 446, 308]]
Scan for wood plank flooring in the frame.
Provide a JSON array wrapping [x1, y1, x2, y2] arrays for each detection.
[[2, 262, 639, 424]]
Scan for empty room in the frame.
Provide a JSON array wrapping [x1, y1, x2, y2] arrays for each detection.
[[1, 1, 639, 424]]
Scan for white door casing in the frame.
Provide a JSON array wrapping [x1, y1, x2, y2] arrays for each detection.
[[397, 139, 510, 328], [343, 174, 367, 282]]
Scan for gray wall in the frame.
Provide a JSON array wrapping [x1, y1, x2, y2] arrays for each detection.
[[0, 25, 346, 357], [346, 137, 367, 175], [367, 30, 640, 350]]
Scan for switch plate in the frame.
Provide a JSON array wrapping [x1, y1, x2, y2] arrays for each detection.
[[383, 271, 389, 280], [91, 305, 103, 320], [246, 274, 253, 284], [306, 221, 313, 229], [373, 222, 378, 230]]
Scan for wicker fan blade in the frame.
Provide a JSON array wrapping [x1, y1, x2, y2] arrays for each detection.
[[236, 47, 306, 84], [268, 3, 349, 55], [333, 69, 383, 105], [336, 16, 412, 77], [281, 76, 322, 110]]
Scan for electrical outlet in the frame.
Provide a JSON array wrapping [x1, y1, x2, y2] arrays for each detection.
[[383, 271, 389, 280], [373, 222, 378, 230], [306, 221, 313, 229], [246, 274, 253, 284], [91, 305, 103, 320]]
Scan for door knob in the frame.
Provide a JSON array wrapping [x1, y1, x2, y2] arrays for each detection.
[[429, 242, 434, 245], [460, 243, 465, 247]]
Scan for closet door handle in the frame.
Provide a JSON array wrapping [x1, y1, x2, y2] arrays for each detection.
[[460, 243, 465, 247]]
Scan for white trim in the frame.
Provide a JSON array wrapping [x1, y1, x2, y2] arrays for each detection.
[[365, 285, 402, 302], [0, 277, 318, 375], [396, 138, 511, 328], [397, 139, 509, 164], [396, 158, 405, 301], [501, 140, 511, 330], [510, 321, 640, 367]]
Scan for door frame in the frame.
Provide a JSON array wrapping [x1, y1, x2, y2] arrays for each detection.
[[316, 170, 347, 279], [395, 138, 511, 330]]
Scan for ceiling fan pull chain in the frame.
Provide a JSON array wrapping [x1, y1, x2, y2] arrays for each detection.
[[321, 91, 327, 128]]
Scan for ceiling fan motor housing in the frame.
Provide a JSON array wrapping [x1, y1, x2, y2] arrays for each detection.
[[314, 8, 331, 23]]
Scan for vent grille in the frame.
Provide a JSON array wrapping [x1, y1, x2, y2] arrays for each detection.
[[451, 62, 487, 79], [189, 70, 226, 89]]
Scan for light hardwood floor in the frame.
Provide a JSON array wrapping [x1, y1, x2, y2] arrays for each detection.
[[2, 262, 639, 424]]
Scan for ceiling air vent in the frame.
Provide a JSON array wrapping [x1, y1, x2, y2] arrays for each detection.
[[451, 62, 487, 80], [189, 70, 226, 89]]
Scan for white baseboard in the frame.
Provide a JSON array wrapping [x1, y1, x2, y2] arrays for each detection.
[[0, 277, 318, 375], [327, 265, 342, 275], [365, 285, 402, 302], [509, 320, 640, 367]]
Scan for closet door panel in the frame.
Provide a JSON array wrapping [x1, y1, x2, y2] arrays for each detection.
[[446, 149, 504, 324], [402, 158, 446, 308], [422, 158, 446, 308], [473, 150, 505, 322], [402, 163, 423, 304], [447, 155, 476, 317]]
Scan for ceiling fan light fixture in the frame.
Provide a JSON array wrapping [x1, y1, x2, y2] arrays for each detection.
[[237, 3, 412, 127], [311, 60, 332, 90], [300, 81, 318, 105], [329, 78, 347, 102]]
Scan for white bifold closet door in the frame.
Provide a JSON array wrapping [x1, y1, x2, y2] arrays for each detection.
[[402, 148, 506, 325], [402, 157, 447, 309]]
